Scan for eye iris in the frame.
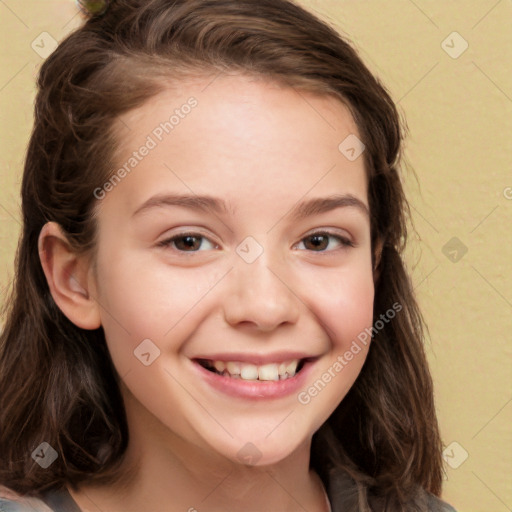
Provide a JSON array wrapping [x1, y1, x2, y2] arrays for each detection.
[[306, 234, 328, 251], [176, 235, 201, 251]]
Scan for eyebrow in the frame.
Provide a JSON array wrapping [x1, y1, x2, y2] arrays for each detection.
[[132, 193, 232, 217], [289, 194, 369, 220], [132, 193, 369, 220]]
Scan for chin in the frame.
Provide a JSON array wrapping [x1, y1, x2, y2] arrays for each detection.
[[219, 432, 309, 469]]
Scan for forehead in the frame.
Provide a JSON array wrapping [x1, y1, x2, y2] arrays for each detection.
[[107, 74, 367, 213]]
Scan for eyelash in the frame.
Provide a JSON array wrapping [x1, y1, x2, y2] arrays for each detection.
[[157, 230, 355, 254]]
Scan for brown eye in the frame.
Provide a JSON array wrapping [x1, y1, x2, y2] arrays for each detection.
[[304, 234, 329, 251], [298, 232, 354, 252], [174, 235, 202, 251], [158, 233, 217, 252]]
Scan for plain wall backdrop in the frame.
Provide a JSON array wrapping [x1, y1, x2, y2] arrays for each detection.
[[0, 1, 511, 510]]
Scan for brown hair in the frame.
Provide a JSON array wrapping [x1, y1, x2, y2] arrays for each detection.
[[0, 0, 443, 509]]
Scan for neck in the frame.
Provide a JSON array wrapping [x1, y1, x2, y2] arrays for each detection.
[[69, 384, 328, 512]]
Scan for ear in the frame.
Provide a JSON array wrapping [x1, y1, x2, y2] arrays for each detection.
[[38, 221, 101, 330], [372, 236, 385, 283]]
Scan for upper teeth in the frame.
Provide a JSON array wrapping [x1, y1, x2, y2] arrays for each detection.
[[211, 360, 300, 381]]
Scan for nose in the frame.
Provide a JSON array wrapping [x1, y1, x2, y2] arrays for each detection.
[[222, 250, 301, 332]]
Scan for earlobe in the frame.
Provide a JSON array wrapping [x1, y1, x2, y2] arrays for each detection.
[[38, 221, 101, 330]]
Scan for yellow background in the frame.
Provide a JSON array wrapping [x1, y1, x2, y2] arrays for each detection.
[[0, 1, 510, 510]]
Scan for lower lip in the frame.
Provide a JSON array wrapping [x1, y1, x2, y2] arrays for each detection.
[[192, 360, 316, 400]]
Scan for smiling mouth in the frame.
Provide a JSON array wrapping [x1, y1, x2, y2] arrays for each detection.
[[195, 358, 307, 381]]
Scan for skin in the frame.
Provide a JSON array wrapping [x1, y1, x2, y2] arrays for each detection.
[[39, 74, 378, 512]]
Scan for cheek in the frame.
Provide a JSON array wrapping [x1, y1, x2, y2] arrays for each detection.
[[292, 263, 375, 428], [93, 252, 220, 372], [296, 267, 374, 421], [309, 265, 375, 349]]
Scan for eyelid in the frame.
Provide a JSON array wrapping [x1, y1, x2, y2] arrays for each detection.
[[302, 226, 354, 242]]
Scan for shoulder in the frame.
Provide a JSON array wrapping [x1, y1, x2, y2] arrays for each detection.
[[0, 486, 53, 512], [324, 468, 457, 512], [426, 493, 457, 512], [0, 497, 53, 512]]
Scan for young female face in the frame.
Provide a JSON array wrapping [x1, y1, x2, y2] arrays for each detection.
[[88, 74, 375, 467]]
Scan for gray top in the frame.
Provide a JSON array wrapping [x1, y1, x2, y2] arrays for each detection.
[[0, 482, 457, 512], [0, 487, 81, 512]]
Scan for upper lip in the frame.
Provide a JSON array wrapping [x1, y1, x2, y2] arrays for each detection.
[[191, 352, 317, 365]]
